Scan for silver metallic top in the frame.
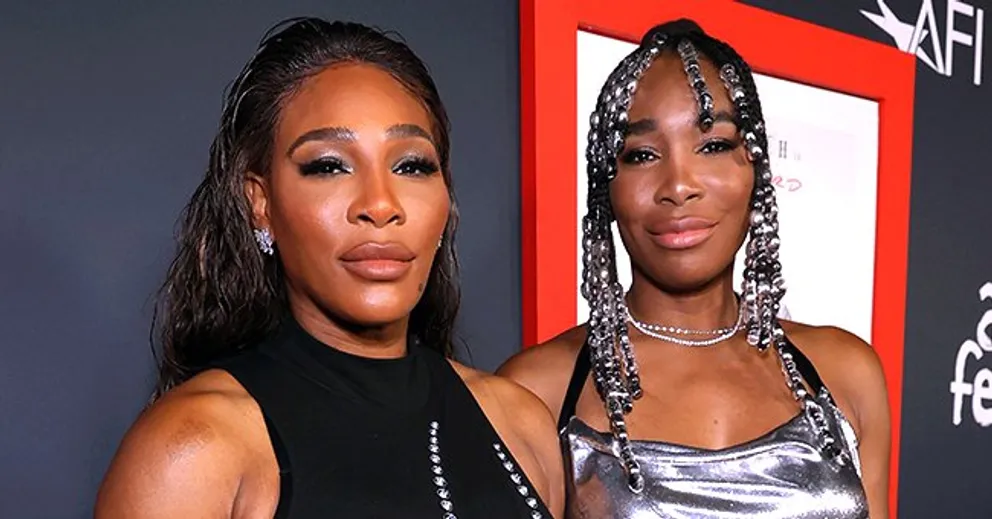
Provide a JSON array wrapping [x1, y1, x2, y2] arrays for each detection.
[[562, 387, 868, 518]]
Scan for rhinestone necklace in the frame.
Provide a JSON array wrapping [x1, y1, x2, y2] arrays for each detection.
[[624, 303, 745, 347]]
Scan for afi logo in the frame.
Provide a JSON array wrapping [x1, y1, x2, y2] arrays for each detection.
[[949, 281, 992, 427], [861, 0, 986, 86]]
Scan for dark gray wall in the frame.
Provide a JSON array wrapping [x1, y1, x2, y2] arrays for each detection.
[[745, 0, 991, 517], [0, 1, 520, 517], [3, 1, 990, 518]]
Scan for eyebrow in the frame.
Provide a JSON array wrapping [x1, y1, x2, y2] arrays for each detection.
[[708, 110, 738, 128], [625, 109, 738, 137], [626, 118, 657, 136], [286, 123, 435, 156], [386, 123, 434, 143], [287, 127, 355, 156]]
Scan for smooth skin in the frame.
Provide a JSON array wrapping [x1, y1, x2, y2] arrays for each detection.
[[96, 63, 564, 519], [498, 52, 890, 518]]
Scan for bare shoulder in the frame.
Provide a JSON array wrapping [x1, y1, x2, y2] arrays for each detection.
[[95, 370, 273, 518], [450, 361, 565, 515], [780, 321, 889, 431], [448, 363, 559, 469], [495, 325, 588, 416], [780, 321, 885, 382], [780, 322, 892, 515], [450, 361, 554, 431]]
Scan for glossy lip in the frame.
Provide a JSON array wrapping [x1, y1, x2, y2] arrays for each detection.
[[339, 242, 415, 281], [646, 216, 718, 250]]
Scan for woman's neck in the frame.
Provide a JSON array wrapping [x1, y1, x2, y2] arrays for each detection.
[[624, 273, 740, 332], [289, 300, 409, 359]]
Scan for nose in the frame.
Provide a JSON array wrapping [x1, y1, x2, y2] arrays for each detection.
[[653, 157, 704, 207], [347, 169, 406, 228]]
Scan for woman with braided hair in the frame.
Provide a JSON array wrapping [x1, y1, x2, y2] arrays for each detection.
[[499, 19, 889, 518]]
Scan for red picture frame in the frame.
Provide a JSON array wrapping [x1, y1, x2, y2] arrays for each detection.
[[519, 0, 915, 514]]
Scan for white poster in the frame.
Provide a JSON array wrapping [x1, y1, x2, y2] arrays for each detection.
[[575, 31, 879, 343]]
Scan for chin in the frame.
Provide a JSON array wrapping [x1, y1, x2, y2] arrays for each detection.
[[649, 264, 727, 295], [311, 283, 419, 329], [351, 289, 418, 322], [654, 278, 714, 295], [345, 309, 411, 328], [331, 303, 414, 329]]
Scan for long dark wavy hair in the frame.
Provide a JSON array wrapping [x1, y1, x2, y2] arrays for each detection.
[[151, 18, 460, 400]]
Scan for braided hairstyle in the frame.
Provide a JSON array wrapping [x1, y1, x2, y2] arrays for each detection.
[[580, 19, 786, 492]]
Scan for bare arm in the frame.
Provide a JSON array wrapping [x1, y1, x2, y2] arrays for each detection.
[[500, 379, 567, 518], [95, 372, 272, 519], [793, 326, 891, 519], [840, 332, 891, 519], [496, 326, 587, 419], [453, 363, 566, 518]]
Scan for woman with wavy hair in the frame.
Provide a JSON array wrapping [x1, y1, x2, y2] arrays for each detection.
[[97, 18, 562, 519]]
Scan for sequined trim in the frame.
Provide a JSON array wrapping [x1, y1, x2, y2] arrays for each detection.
[[494, 443, 544, 519], [428, 421, 456, 519], [428, 422, 545, 518]]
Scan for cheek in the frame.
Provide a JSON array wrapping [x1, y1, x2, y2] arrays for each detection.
[[608, 175, 652, 226], [402, 181, 451, 245], [707, 168, 754, 247], [272, 179, 350, 254], [705, 165, 754, 214]]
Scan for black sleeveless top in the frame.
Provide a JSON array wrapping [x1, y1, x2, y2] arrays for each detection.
[[211, 318, 551, 518]]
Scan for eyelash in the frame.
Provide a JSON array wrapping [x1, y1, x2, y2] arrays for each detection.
[[619, 149, 658, 165], [699, 139, 739, 154], [299, 157, 350, 176], [393, 155, 440, 176], [619, 138, 740, 165], [298, 155, 440, 177]]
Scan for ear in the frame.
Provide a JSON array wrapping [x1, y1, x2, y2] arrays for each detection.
[[244, 171, 271, 233]]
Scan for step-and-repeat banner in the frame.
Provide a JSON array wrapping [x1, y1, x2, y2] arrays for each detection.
[[521, 0, 989, 517]]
